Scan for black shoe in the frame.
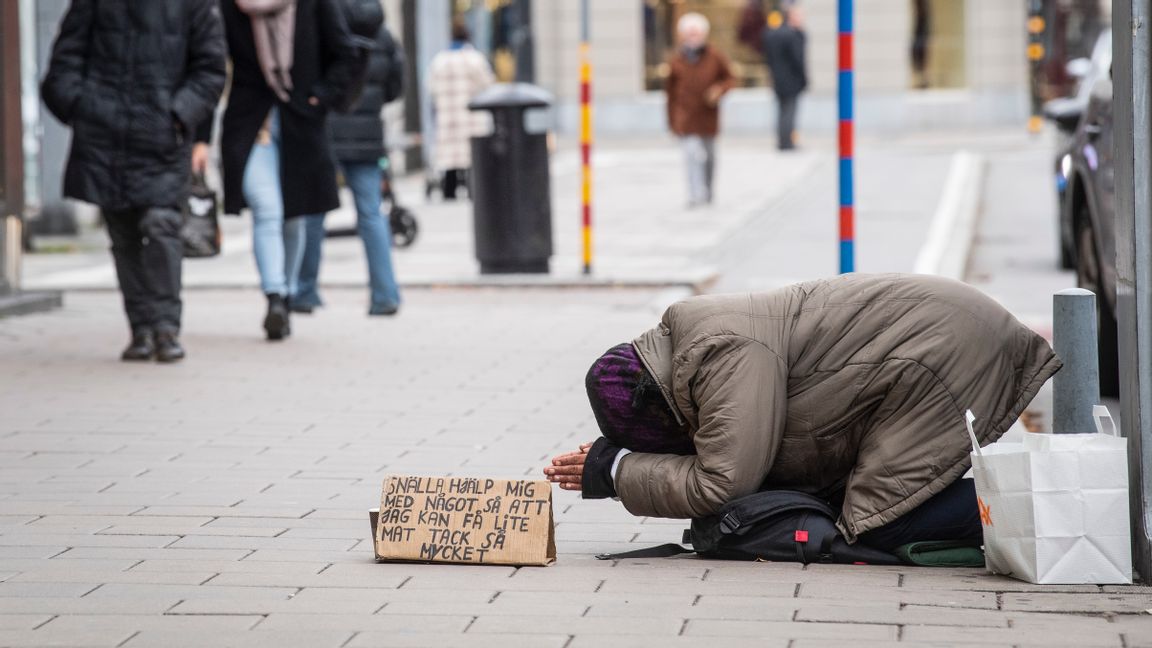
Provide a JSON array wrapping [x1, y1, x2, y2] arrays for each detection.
[[121, 331, 155, 361], [154, 331, 185, 363], [289, 301, 315, 314], [369, 303, 400, 316], [263, 293, 291, 341]]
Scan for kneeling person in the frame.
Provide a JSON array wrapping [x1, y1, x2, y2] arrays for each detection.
[[544, 274, 1061, 551]]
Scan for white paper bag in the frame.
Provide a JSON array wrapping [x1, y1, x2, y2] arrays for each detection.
[[968, 407, 1132, 584]]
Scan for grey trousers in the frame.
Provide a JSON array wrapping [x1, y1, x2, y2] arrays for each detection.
[[776, 94, 799, 150], [104, 207, 184, 335], [680, 135, 716, 204]]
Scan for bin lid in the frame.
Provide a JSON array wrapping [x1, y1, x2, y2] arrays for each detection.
[[468, 83, 553, 111]]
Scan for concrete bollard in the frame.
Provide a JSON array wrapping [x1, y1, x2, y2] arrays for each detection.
[[1053, 288, 1101, 434]]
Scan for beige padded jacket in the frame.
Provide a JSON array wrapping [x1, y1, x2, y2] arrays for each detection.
[[618, 273, 1061, 542]]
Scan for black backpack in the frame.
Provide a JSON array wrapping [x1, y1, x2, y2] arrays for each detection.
[[598, 490, 903, 565]]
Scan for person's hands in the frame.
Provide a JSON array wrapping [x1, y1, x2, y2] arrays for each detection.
[[191, 143, 210, 175], [544, 441, 594, 491], [705, 84, 725, 106]]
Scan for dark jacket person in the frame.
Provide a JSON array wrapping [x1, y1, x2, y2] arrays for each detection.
[[41, 0, 227, 362], [762, 7, 808, 150]]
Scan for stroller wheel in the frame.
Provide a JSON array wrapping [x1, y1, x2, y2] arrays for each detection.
[[390, 206, 419, 248]]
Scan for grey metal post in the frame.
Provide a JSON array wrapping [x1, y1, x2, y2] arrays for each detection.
[[1053, 288, 1101, 434], [1113, 0, 1152, 583]]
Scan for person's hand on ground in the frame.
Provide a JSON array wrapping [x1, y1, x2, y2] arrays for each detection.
[[191, 143, 210, 175], [544, 441, 594, 491]]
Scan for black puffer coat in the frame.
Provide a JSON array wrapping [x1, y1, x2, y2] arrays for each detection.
[[41, 0, 227, 211], [210, 0, 361, 218], [330, 1, 402, 163]]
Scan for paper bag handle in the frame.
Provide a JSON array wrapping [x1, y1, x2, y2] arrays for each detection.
[[1093, 405, 1118, 436], [966, 410, 982, 456]]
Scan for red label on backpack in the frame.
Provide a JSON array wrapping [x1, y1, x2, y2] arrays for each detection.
[[794, 530, 809, 543]]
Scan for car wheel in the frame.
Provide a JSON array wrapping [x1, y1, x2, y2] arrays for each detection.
[[1075, 220, 1120, 397]]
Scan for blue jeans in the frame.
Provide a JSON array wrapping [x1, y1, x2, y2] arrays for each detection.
[[296, 161, 401, 310], [242, 109, 311, 297]]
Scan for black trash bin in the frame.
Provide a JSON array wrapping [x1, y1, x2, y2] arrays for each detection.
[[468, 83, 553, 274]]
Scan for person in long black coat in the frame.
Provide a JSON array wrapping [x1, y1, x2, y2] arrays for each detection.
[[41, 0, 227, 362], [762, 6, 808, 151], [201, 0, 361, 340], [294, 0, 403, 317]]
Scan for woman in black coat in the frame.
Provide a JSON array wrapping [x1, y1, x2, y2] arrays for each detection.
[[200, 0, 361, 340]]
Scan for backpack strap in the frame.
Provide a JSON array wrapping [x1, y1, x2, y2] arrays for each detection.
[[595, 543, 695, 560]]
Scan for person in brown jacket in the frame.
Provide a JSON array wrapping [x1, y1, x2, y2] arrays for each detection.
[[666, 13, 735, 207], [544, 274, 1062, 551]]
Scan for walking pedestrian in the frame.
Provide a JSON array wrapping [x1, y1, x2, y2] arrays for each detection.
[[544, 274, 1062, 551], [41, 0, 227, 363], [428, 21, 495, 201], [294, 0, 404, 317], [665, 13, 734, 208], [205, 0, 363, 341], [762, 4, 808, 151]]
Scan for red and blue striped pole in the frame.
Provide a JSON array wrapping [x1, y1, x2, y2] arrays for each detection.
[[837, 0, 855, 274]]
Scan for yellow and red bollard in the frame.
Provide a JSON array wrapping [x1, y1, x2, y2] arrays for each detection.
[[579, 0, 593, 275]]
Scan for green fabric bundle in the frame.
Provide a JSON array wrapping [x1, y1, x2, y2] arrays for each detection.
[[894, 540, 985, 568]]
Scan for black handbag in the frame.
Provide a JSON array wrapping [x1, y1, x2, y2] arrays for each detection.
[[181, 173, 221, 258]]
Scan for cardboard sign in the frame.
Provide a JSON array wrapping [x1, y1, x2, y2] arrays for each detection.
[[373, 475, 555, 566]]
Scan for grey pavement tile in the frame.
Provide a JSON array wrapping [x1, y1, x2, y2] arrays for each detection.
[[378, 598, 587, 617], [683, 619, 899, 640], [899, 570, 1106, 593], [170, 587, 399, 615], [166, 535, 357, 552], [97, 524, 286, 537], [0, 534, 179, 548], [0, 559, 141, 573], [796, 582, 998, 608], [128, 559, 325, 574], [0, 597, 181, 615], [132, 506, 315, 518], [0, 582, 100, 598], [901, 624, 1124, 646], [0, 546, 69, 559], [203, 570, 409, 589], [254, 612, 473, 632], [0, 628, 133, 647], [568, 639, 789, 648], [8, 570, 214, 586], [347, 633, 570, 648], [794, 603, 1010, 627], [239, 549, 370, 563], [1001, 591, 1152, 613], [0, 615, 54, 630], [83, 583, 296, 601], [51, 547, 253, 561], [38, 614, 261, 635], [121, 629, 356, 647], [598, 578, 797, 597], [467, 615, 682, 636]]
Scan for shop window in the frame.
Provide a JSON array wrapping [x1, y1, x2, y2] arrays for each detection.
[[644, 0, 775, 91], [910, 0, 966, 89], [452, 0, 523, 82]]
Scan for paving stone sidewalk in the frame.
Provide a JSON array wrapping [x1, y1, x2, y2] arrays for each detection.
[[2, 287, 1151, 647]]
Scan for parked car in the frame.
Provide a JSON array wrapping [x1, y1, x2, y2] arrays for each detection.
[[1062, 54, 1119, 397], [1043, 28, 1112, 270]]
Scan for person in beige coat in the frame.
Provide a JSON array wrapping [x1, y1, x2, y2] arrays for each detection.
[[428, 21, 495, 200], [545, 273, 1061, 550]]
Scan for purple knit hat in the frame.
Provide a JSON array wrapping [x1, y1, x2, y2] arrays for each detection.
[[585, 343, 695, 455]]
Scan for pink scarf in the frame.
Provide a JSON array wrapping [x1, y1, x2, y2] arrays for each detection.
[[235, 0, 296, 102]]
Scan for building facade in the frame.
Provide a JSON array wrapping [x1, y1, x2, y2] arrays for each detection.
[[524, 0, 1032, 136]]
